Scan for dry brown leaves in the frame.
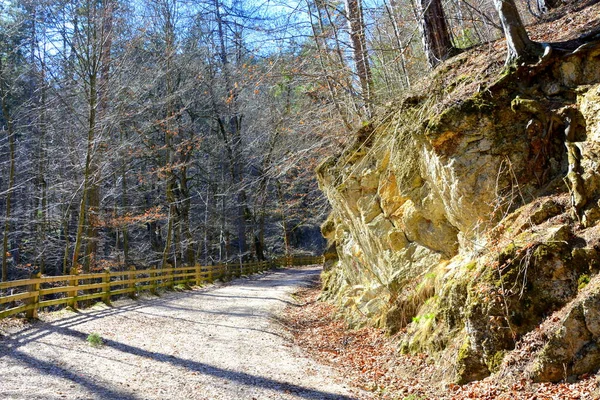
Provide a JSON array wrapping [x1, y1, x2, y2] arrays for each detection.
[[529, 1, 600, 43], [283, 283, 600, 400]]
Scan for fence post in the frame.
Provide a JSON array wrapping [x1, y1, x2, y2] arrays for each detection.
[[195, 264, 201, 286], [128, 266, 136, 299], [150, 266, 157, 295], [187, 266, 193, 287], [168, 266, 174, 289], [102, 268, 111, 305], [67, 267, 79, 309], [25, 271, 41, 319]]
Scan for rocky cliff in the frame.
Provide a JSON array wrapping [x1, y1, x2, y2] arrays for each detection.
[[317, 38, 600, 383]]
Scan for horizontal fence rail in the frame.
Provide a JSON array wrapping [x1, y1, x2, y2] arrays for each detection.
[[0, 255, 323, 320]]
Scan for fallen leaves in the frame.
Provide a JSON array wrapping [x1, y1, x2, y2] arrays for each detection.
[[283, 283, 600, 400]]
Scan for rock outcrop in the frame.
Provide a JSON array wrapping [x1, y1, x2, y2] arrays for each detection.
[[317, 41, 600, 383]]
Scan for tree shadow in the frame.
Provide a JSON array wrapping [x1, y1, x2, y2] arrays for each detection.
[[193, 292, 301, 307], [0, 321, 357, 400], [0, 265, 355, 399], [125, 307, 286, 338], [1, 347, 138, 400]]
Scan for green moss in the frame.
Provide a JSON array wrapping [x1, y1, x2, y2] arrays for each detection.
[[464, 260, 477, 271], [456, 335, 471, 365], [411, 313, 435, 324], [498, 242, 517, 264], [399, 341, 409, 354], [578, 274, 590, 290], [455, 333, 491, 383], [320, 215, 336, 237], [510, 96, 543, 114], [424, 295, 439, 306], [486, 350, 506, 373], [532, 240, 571, 264]]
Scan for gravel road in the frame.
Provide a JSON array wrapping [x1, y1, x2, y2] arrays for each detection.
[[0, 266, 367, 400]]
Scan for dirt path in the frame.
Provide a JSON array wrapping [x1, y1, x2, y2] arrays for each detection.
[[0, 266, 367, 400]]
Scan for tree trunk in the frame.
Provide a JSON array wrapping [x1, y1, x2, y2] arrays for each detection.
[[161, 203, 174, 268], [161, 0, 177, 268], [179, 163, 195, 266], [276, 181, 290, 257], [416, 0, 455, 68], [385, 0, 411, 88], [536, 0, 561, 14], [305, 1, 353, 130], [84, 0, 114, 272], [0, 61, 16, 282], [72, 72, 97, 271], [120, 135, 130, 267], [344, 0, 374, 118], [37, 79, 48, 275], [494, 0, 544, 64], [62, 209, 71, 275]]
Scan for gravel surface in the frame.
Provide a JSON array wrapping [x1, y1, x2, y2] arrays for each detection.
[[0, 266, 367, 400]]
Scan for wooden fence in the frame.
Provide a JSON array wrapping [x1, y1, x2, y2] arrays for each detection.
[[0, 255, 322, 320]]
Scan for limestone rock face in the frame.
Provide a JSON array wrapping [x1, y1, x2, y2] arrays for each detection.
[[317, 45, 600, 383]]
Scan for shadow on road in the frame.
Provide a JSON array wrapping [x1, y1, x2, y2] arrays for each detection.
[[0, 266, 356, 399]]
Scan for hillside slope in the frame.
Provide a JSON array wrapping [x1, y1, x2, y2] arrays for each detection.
[[317, 3, 600, 384]]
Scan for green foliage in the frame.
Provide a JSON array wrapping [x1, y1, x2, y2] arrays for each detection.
[[486, 350, 506, 373], [453, 28, 478, 49], [402, 395, 426, 400], [465, 261, 477, 271], [415, 273, 435, 292], [87, 333, 103, 347], [411, 312, 435, 324], [578, 274, 590, 290], [173, 283, 187, 291]]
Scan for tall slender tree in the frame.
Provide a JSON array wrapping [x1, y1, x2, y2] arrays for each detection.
[[344, 0, 374, 117], [416, 0, 455, 68]]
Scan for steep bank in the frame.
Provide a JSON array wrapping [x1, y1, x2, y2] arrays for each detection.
[[317, 8, 600, 384]]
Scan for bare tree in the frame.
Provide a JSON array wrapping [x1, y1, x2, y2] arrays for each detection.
[[494, 0, 544, 64], [344, 0, 374, 117], [416, 0, 455, 68]]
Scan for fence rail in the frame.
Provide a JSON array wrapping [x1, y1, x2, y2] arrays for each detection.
[[0, 255, 323, 319]]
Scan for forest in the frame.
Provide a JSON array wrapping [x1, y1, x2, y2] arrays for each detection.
[[3, 0, 600, 398], [0, 0, 565, 281]]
